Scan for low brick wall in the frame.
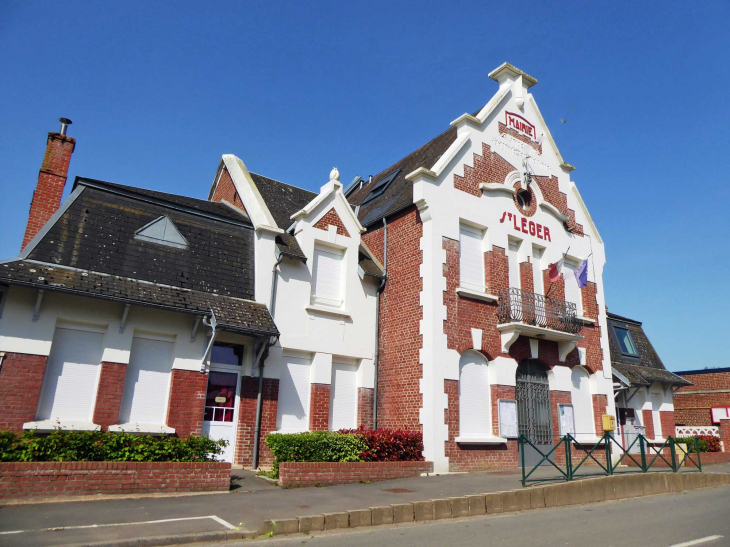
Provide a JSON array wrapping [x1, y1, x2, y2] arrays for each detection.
[[699, 452, 730, 465], [0, 461, 231, 500], [279, 461, 433, 488]]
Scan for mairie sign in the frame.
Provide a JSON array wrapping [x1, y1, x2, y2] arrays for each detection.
[[505, 111, 537, 141]]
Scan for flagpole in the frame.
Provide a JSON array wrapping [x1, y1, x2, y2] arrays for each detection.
[[544, 246, 570, 298]]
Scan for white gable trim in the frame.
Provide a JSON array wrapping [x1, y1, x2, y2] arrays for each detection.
[[405, 133, 471, 183], [220, 155, 282, 233], [291, 182, 365, 234], [526, 95, 574, 172], [571, 185, 603, 244]]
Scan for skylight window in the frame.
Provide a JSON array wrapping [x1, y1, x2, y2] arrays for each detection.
[[361, 170, 400, 206], [613, 326, 639, 357], [135, 216, 188, 249]]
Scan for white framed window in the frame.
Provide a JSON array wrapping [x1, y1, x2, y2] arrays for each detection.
[[563, 260, 583, 311], [36, 326, 105, 423], [531, 246, 544, 295], [118, 335, 175, 425], [507, 239, 522, 290], [558, 404, 576, 436], [459, 224, 485, 292], [570, 367, 595, 439], [311, 244, 344, 308], [276, 355, 311, 431], [458, 352, 490, 437], [329, 362, 357, 431]]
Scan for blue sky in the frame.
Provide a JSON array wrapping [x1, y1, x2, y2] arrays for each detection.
[[1, 1, 728, 371]]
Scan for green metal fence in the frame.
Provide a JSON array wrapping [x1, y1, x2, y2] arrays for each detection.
[[520, 433, 702, 487]]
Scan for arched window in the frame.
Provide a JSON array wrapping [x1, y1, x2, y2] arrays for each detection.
[[570, 367, 595, 440], [459, 352, 490, 437]]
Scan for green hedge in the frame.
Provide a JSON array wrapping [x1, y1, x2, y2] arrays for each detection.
[[0, 430, 227, 463], [265, 431, 367, 477]]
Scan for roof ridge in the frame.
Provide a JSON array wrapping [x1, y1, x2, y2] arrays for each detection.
[[250, 172, 317, 196]]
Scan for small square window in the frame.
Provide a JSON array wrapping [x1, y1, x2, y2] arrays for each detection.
[[210, 342, 243, 366], [614, 326, 639, 357]]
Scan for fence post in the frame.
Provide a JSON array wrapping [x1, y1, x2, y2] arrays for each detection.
[[640, 435, 647, 472], [605, 433, 613, 475], [520, 435, 526, 487], [669, 438, 677, 472], [565, 436, 572, 481]]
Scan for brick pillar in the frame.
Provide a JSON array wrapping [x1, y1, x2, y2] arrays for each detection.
[[592, 394, 608, 435], [720, 419, 730, 452], [357, 387, 374, 429], [22, 129, 76, 250], [166, 369, 208, 438], [642, 409, 655, 440], [236, 376, 279, 468], [0, 353, 47, 432], [92, 362, 127, 430], [309, 383, 330, 431]]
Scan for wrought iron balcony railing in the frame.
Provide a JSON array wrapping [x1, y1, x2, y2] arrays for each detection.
[[497, 287, 582, 335]]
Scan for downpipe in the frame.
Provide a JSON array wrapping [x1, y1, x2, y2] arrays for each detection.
[[373, 218, 387, 429]]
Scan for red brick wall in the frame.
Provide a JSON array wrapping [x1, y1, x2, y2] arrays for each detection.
[[92, 362, 127, 430], [575, 282, 603, 374], [443, 381, 518, 471], [237, 376, 279, 467], [22, 133, 76, 250], [453, 142, 515, 197], [532, 174, 583, 236], [551, 391, 572, 439], [313, 208, 350, 237], [357, 387, 374, 429], [660, 411, 675, 439], [642, 409, 656, 440], [166, 369, 207, 438], [362, 206, 423, 431], [0, 461, 230, 500], [278, 461, 432, 488], [0, 353, 47, 432], [592, 394, 608, 436], [210, 167, 247, 214], [309, 383, 330, 431], [674, 371, 730, 426]]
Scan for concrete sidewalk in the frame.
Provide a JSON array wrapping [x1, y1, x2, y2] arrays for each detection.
[[1, 463, 728, 546]]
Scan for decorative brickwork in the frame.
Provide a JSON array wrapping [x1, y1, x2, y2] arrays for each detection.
[[642, 409, 656, 440], [166, 369, 208, 438], [453, 142, 515, 197], [498, 122, 542, 154], [278, 461, 432, 488], [574, 282, 603, 374], [92, 362, 127, 430], [309, 383, 330, 431], [210, 167, 247, 214], [0, 353, 47, 432], [674, 370, 730, 426], [0, 461, 230, 500], [532, 175, 583, 236], [361, 206, 423, 431], [519, 260, 534, 293], [660, 411, 675, 440], [22, 132, 76, 250], [313, 208, 350, 237], [592, 394, 608, 435], [357, 387, 374, 429], [237, 376, 279, 467]]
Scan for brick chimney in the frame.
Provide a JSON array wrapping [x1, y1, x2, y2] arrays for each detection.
[[22, 118, 76, 251]]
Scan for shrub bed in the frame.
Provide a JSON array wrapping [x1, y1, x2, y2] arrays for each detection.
[[0, 430, 227, 462], [339, 427, 425, 462], [674, 436, 721, 453]]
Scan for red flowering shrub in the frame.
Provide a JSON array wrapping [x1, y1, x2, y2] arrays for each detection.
[[338, 427, 424, 462], [698, 435, 721, 452]]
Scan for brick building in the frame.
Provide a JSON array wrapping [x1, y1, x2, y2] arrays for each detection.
[[673, 368, 730, 428]]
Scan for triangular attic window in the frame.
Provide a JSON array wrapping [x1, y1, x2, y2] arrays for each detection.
[[135, 216, 188, 249]]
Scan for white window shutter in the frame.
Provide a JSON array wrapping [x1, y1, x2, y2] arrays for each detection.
[[118, 337, 174, 425], [36, 327, 104, 422], [508, 241, 521, 290], [276, 356, 311, 431], [458, 353, 490, 436], [563, 261, 582, 309], [459, 226, 484, 291], [570, 367, 595, 438], [532, 248, 544, 295], [329, 363, 357, 431], [313, 247, 343, 306]]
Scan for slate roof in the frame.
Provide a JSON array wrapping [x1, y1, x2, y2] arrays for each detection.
[[275, 233, 307, 262], [6, 179, 278, 337], [0, 261, 277, 336], [607, 312, 689, 386], [250, 173, 317, 230]]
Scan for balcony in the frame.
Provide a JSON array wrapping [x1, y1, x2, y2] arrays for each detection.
[[496, 288, 583, 362]]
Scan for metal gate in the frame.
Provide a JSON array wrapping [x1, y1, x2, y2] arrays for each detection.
[[516, 360, 553, 467]]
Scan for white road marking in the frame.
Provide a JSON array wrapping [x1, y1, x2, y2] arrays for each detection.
[[0, 514, 237, 535], [670, 536, 724, 547]]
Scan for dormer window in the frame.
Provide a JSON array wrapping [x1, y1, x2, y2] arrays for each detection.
[[614, 326, 639, 357], [361, 170, 400, 206], [135, 216, 188, 249]]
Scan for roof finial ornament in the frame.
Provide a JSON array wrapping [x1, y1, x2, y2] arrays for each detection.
[[330, 167, 340, 182]]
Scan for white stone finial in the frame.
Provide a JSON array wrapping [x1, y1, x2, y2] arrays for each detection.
[[330, 167, 340, 182]]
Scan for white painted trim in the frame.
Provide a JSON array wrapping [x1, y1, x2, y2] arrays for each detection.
[[55, 319, 109, 334], [539, 201, 570, 223], [108, 423, 175, 435], [479, 183, 515, 196], [526, 94, 568, 169], [455, 287, 498, 303], [221, 155, 279, 230], [476, 86, 511, 124], [290, 183, 366, 235], [454, 435, 507, 445], [571, 185, 604, 244], [23, 420, 101, 432], [406, 134, 471, 183], [449, 113, 481, 128], [305, 304, 351, 319], [577, 315, 596, 325]]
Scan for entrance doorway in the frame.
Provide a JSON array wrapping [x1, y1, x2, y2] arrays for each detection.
[[202, 370, 240, 462], [516, 359, 554, 467]]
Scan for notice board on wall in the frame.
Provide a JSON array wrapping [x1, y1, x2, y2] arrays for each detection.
[[499, 399, 518, 438]]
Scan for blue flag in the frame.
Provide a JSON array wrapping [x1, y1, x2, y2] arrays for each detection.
[[574, 259, 588, 289]]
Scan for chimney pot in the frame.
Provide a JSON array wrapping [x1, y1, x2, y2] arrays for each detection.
[[59, 117, 73, 136]]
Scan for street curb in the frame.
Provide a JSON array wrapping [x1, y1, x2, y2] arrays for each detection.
[[65, 472, 730, 546]]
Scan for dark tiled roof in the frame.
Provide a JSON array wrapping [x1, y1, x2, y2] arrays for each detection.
[[250, 173, 317, 230], [348, 126, 458, 227], [0, 261, 278, 336], [276, 233, 307, 262], [76, 178, 248, 223], [607, 312, 688, 386], [28, 186, 255, 300]]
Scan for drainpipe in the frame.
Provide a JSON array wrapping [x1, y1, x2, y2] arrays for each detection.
[[373, 218, 387, 429], [252, 252, 285, 469]]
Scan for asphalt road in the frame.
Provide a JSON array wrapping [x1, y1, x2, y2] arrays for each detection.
[[217, 486, 730, 547]]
